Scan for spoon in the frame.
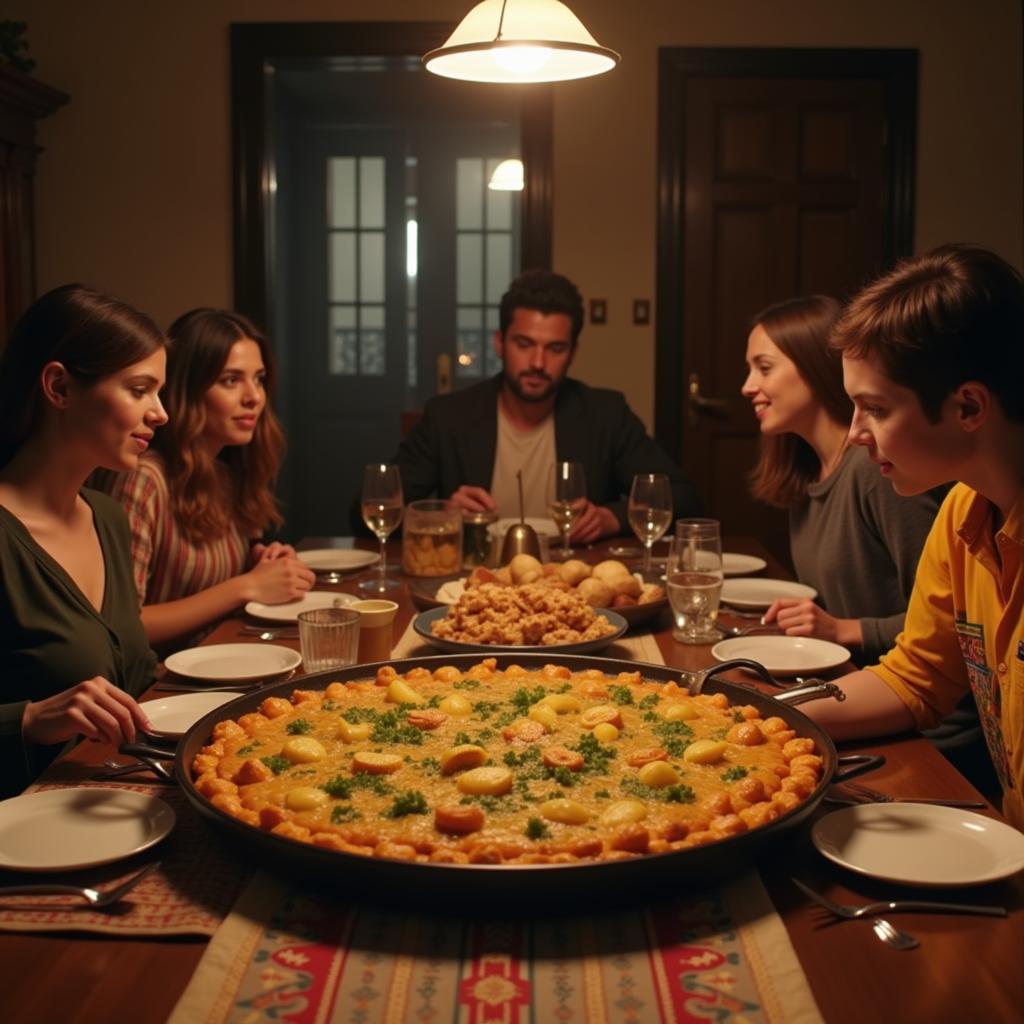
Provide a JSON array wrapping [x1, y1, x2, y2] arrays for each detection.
[[0, 861, 161, 908]]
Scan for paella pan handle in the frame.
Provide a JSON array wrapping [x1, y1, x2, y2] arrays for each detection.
[[831, 753, 886, 782], [772, 680, 846, 706], [683, 658, 782, 692]]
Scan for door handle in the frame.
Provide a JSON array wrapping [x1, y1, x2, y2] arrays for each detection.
[[687, 372, 729, 427], [437, 353, 452, 394]]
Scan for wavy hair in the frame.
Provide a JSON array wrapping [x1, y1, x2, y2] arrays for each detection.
[[152, 309, 284, 542], [499, 269, 585, 345], [747, 295, 849, 508], [0, 284, 165, 469]]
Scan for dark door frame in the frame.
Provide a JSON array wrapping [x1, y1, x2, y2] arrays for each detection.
[[230, 21, 553, 331], [654, 47, 918, 461]]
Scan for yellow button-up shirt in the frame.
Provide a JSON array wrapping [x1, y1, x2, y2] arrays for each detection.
[[871, 483, 1023, 830]]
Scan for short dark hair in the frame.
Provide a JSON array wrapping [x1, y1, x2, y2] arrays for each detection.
[[0, 284, 165, 468], [832, 244, 1024, 423], [499, 269, 584, 344]]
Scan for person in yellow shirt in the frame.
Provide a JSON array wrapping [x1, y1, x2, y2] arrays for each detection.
[[804, 243, 1024, 830]]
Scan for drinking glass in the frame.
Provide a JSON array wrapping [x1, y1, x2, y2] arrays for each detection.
[[297, 608, 360, 672], [666, 518, 723, 643], [359, 463, 403, 593], [627, 473, 673, 575], [547, 461, 587, 560]]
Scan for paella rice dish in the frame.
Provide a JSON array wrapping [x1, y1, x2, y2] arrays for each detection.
[[191, 660, 824, 865]]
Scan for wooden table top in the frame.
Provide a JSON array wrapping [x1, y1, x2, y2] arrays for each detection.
[[1, 537, 1020, 1024]]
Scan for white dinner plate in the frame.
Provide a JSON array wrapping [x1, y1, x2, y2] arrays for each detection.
[[722, 552, 767, 577], [812, 803, 1024, 887], [0, 788, 176, 872], [297, 548, 379, 573], [142, 691, 240, 738], [245, 590, 357, 622], [711, 636, 851, 676], [720, 577, 817, 609], [164, 643, 301, 682]]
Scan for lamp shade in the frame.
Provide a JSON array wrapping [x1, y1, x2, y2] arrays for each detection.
[[424, 0, 620, 84], [488, 158, 525, 191]]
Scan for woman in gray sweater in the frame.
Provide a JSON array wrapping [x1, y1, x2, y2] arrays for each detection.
[[741, 295, 945, 665]]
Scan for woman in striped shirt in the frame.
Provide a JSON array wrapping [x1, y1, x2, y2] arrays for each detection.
[[97, 309, 313, 650]]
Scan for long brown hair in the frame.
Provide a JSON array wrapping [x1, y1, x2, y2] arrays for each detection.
[[0, 284, 165, 469], [153, 309, 285, 542], [747, 295, 849, 508]]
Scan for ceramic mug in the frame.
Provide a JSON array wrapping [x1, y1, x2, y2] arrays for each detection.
[[350, 599, 399, 663]]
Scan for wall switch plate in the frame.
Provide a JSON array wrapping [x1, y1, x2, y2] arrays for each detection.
[[589, 298, 607, 324], [633, 299, 651, 325]]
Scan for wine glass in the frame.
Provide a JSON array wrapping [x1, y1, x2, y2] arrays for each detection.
[[547, 461, 587, 560], [359, 463, 404, 593], [627, 473, 673, 575], [666, 518, 723, 643]]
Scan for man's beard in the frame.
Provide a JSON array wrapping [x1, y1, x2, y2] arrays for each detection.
[[504, 370, 561, 404]]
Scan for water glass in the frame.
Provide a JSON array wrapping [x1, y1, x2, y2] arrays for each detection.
[[667, 518, 723, 644], [297, 608, 360, 672]]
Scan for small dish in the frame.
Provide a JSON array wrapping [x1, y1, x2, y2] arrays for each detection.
[[297, 549, 379, 573], [245, 591, 357, 622], [164, 643, 302, 683], [720, 577, 817, 610], [722, 552, 767, 576], [411, 606, 628, 655], [812, 803, 1024, 886], [711, 635, 851, 675], [0, 789, 176, 872], [142, 691, 240, 738]]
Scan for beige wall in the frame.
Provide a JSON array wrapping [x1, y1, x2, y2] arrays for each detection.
[[16, 0, 1024, 429]]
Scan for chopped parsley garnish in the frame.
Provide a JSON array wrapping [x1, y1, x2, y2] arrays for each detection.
[[638, 693, 661, 709], [525, 817, 550, 840], [384, 790, 429, 818], [607, 684, 635, 706], [321, 700, 339, 711], [549, 766, 577, 788], [453, 731, 473, 746], [722, 766, 749, 782], [620, 776, 696, 803], [472, 700, 501, 719], [321, 773, 393, 798], [370, 709, 424, 746], [594, 789, 611, 799], [651, 720, 694, 758], [342, 707, 379, 724], [260, 755, 290, 775], [571, 731, 616, 773], [453, 678, 481, 690], [418, 756, 441, 774], [330, 805, 361, 824], [286, 718, 313, 735], [733, 710, 746, 723], [460, 793, 519, 812], [510, 686, 548, 714], [237, 741, 260, 756]]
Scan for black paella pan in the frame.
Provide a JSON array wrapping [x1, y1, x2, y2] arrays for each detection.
[[174, 653, 881, 906]]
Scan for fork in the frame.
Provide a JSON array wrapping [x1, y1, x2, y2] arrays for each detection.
[[872, 918, 920, 951], [0, 861, 161, 909], [715, 623, 781, 639], [94, 758, 173, 783], [827, 782, 986, 809], [791, 878, 1006, 920]]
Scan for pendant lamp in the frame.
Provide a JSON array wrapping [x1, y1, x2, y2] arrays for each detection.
[[488, 158, 525, 190], [424, 0, 620, 84]]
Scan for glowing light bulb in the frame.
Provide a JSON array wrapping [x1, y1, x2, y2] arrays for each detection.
[[490, 45, 552, 75]]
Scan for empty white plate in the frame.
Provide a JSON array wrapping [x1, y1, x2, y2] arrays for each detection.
[[245, 590, 357, 622], [711, 635, 850, 675], [297, 548, 379, 572], [722, 552, 767, 576], [142, 691, 240, 738], [812, 803, 1024, 886], [164, 643, 301, 682], [720, 577, 817, 609], [0, 789, 176, 871]]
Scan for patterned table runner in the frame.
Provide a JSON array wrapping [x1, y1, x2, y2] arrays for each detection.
[[0, 778, 249, 936], [169, 868, 822, 1024]]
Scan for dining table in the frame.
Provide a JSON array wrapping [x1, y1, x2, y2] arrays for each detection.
[[0, 535, 1021, 1024]]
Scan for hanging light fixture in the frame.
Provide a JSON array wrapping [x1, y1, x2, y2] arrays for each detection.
[[424, 0, 620, 84], [488, 158, 525, 191]]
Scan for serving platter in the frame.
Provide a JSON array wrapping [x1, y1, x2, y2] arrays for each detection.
[[176, 654, 876, 906], [245, 591, 357, 622], [164, 643, 302, 683], [412, 605, 628, 655], [812, 803, 1024, 886], [0, 789, 175, 871]]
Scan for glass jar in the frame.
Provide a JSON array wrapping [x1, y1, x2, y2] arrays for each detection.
[[462, 510, 498, 568], [401, 499, 463, 576]]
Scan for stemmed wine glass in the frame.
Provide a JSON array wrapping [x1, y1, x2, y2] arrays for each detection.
[[547, 461, 587, 560], [359, 463, 403, 593], [627, 473, 673, 575]]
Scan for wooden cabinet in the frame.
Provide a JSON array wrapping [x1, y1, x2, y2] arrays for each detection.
[[0, 63, 67, 337]]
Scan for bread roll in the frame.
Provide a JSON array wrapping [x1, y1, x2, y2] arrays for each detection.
[[558, 559, 592, 586], [577, 577, 614, 608], [611, 574, 642, 598], [592, 559, 631, 583], [509, 553, 543, 584]]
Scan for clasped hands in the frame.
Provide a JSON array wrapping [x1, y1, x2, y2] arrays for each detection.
[[762, 598, 863, 648]]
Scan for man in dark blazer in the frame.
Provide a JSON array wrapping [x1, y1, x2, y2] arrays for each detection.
[[394, 270, 701, 542]]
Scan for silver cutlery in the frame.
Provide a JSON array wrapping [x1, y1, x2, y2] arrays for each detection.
[[93, 759, 173, 783], [791, 877, 1006, 921], [0, 861, 161, 909], [872, 918, 919, 951], [238, 627, 298, 639], [825, 782, 987, 809], [715, 623, 781, 639], [153, 680, 265, 694]]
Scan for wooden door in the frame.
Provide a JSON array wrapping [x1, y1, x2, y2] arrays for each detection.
[[656, 49, 917, 566]]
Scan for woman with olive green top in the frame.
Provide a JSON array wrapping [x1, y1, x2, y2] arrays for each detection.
[[0, 284, 167, 796], [0, 490, 155, 796]]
